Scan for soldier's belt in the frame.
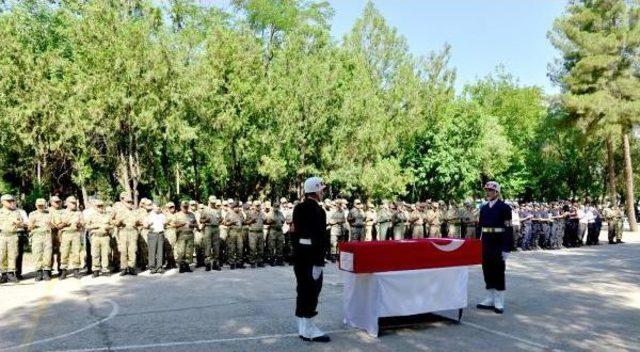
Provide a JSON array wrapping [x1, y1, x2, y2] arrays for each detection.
[[481, 227, 505, 233], [90, 231, 109, 236], [60, 229, 81, 234]]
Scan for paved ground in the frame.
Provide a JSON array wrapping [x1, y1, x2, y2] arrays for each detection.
[[1, 230, 638, 352]]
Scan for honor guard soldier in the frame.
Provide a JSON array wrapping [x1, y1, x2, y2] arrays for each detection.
[[476, 181, 512, 314], [292, 176, 330, 343]]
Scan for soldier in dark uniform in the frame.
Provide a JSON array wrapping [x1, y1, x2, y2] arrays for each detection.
[[476, 181, 512, 314], [292, 176, 330, 343]]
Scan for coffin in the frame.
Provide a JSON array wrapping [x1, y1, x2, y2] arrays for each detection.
[[338, 238, 482, 274]]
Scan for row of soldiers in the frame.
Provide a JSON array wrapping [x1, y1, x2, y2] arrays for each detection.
[[513, 200, 625, 251], [0, 193, 626, 284]]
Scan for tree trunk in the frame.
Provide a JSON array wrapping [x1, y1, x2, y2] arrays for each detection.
[[175, 164, 180, 195], [622, 132, 637, 231], [191, 141, 199, 199], [606, 135, 616, 200], [81, 185, 89, 210]]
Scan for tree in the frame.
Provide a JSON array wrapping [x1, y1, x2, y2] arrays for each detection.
[[549, 0, 640, 229]]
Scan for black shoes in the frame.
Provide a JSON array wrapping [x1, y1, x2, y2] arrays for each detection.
[[120, 268, 129, 276], [73, 269, 81, 279], [43, 270, 52, 281], [476, 303, 494, 310], [212, 264, 221, 271], [179, 263, 192, 273], [250, 263, 257, 269], [0, 273, 7, 284], [494, 307, 504, 314], [205, 263, 211, 271], [7, 272, 18, 283], [299, 335, 331, 343], [92, 270, 100, 278], [129, 267, 137, 275], [60, 269, 68, 280], [616, 239, 625, 243], [35, 270, 43, 282], [257, 262, 265, 268]]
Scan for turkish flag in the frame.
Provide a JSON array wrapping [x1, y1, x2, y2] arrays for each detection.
[[338, 238, 482, 274]]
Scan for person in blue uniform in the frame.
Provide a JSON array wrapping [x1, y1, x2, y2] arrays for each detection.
[[476, 181, 512, 314], [292, 176, 331, 343]]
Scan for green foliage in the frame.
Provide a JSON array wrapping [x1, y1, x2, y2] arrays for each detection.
[[0, 0, 634, 204]]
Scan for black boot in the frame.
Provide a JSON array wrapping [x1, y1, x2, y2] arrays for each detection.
[[213, 263, 221, 271], [120, 268, 129, 276], [73, 269, 81, 279], [276, 259, 285, 266], [257, 262, 265, 268], [609, 240, 616, 244], [35, 270, 43, 282], [129, 267, 137, 276], [0, 273, 7, 284], [7, 272, 19, 283], [43, 270, 52, 281], [230, 263, 236, 270], [156, 267, 165, 274], [59, 269, 68, 280], [92, 270, 100, 278], [617, 239, 625, 243], [250, 263, 257, 269], [184, 264, 192, 273], [205, 263, 211, 271], [178, 263, 185, 273]]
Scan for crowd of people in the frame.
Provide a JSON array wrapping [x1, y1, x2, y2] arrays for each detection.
[[0, 192, 627, 284]]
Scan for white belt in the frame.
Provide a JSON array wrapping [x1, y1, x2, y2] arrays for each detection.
[[299, 238, 311, 245]]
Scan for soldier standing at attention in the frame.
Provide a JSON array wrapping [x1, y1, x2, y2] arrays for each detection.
[[49, 196, 63, 276], [426, 202, 442, 238], [85, 200, 114, 277], [292, 176, 330, 343], [55, 196, 84, 279], [327, 201, 344, 261], [391, 202, 406, 240], [163, 202, 178, 269], [409, 203, 425, 239], [445, 202, 462, 238], [112, 194, 140, 276], [0, 195, 27, 283], [364, 201, 377, 241], [14, 200, 28, 280], [172, 201, 196, 273], [136, 198, 152, 271], [264, 201, 285, 266], [223, 200, 244, 269], [28, 198, 53, 281], [191, 200, 205, 268], [476, 182, 512, 314], [377, 201, 392, 241], [246, 200, 265, 268], [200, 197, 221, 271], [347, 199, 365, 241]]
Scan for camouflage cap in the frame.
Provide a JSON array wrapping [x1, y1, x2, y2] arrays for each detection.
[[165, 201, 175, 208], [119, 191, 130, 200], [208, 196, 217, 204], [280, 197, 288, 204], [35, 198, 46, 206], [65, 196, 77, 204], [94, 199, 105, 207], [264, 201, 272, 208], [50, 195, 61, 203], [189, 200, 197, 206], [253, 200, 261, 206], [214, 199, 222, 207], [0, 194, 15, 202], [180, 200, 189, 207]]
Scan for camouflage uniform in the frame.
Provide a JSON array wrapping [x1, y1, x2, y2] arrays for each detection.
[[444, 204, 461, 238], [223, 203, 244, 269], [200, 199, 222, 270], [409, 206, 425, 239], [172, 203, 196, 271], [113, 201, 141, 272], [377, 203, 392, 240], [28, 200, 52, 279], [391, 204, 407, 240], [364, 204, 377, 241], [163, 203, 178, 269], [85, 202, 113, 274], [425, 204, 442, 238], [347, 200, 366, 241], [55, 197, 84, 276], [263, 202, 285, 265], [0, 195, 26, 281], [246, 202, 265, 267]]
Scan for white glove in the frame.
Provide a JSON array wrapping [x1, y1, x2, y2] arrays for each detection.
[[502, 252, 509, 261], [312, 266, 323, 280]]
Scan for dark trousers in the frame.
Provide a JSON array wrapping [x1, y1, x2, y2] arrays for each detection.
[[148, 232, 164, 270], [15, 233, 27, 277], [482, 254, 506, 291], [294, 263, 323, 318], [84, 231, 92, 271], [586, 223, 599, 245]]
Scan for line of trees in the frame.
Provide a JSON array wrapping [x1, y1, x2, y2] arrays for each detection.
[[0, 0, 639, 217]]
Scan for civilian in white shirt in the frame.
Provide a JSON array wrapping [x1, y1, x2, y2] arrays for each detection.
[[146, 203, 167, 274], [577, 205, 588, 247]]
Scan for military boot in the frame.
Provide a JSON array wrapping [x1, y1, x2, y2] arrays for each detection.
[[59, 269, 68, 280], [205, 263, 211, 271], [183, 264, 192, 273], [73, 269, 81, 279], [35, 270, 43, 282], [43, 270, 52, 281], [129, 267, 137, 276], [119, 268, 128, 276], [0, 273, 7, 284], [92, 270, 100, 278]]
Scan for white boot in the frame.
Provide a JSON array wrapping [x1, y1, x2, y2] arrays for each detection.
[[476, 289, 495, 309], [297, 318, 306, 337], [306, 317, 330, 342], [494, 290, 505, 314]]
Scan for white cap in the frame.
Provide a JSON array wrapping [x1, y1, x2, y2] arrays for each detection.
[[483, 181, 501, 193], [303, 176, 326, 194]]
